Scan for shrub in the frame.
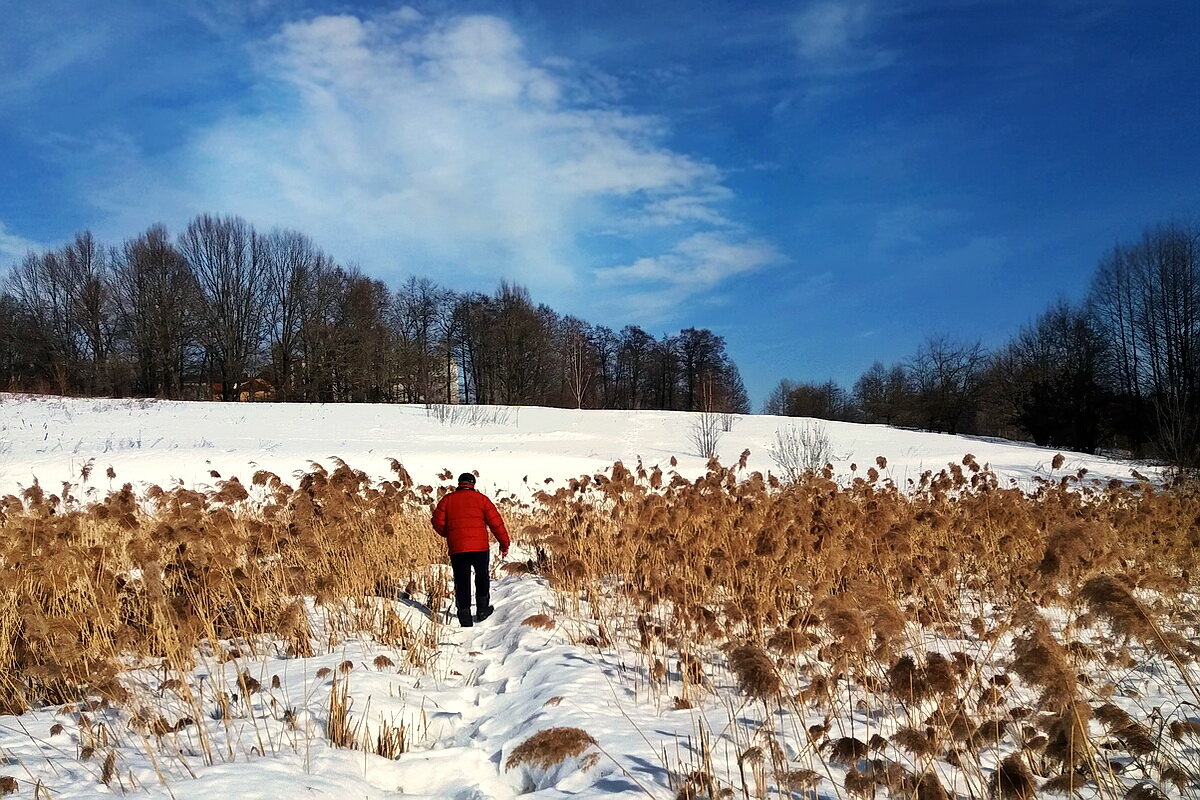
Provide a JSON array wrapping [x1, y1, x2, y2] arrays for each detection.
[[767, 421, 832, 482], [688, 412, 723, 459]]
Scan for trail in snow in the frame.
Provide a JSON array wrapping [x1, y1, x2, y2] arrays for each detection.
[[354, 568, 678, 799], [0, 560, 703, 800]]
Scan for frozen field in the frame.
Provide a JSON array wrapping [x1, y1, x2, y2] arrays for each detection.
[[0, 394, 1190, 800], [0, 393, 1144, 498]]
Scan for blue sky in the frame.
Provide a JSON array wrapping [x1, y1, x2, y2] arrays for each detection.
[[2, 1, 1197, 405]]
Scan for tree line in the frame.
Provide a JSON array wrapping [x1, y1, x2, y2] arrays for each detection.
[[0, 214, 749, 413], [766, 222, 1200, 469]]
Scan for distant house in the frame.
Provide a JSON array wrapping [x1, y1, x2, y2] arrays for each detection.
[[208, 378, 277, 402], [390, 360, 464, 404], [236, 378, 276, 402]]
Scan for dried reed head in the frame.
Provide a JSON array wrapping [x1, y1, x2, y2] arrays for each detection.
[[887, 656, 928, 704], [892, 727, 937, 758], [1009, 616, 1076, 709], [990, 755, 1035, 800], [1079, 575, 1152, 642], [781, 769, 823, 792], [828, 737, 869, 766], [1045, 701, 1092, 768], [726, 643, 780, 700], [1168, 719, 1200, 741], [1094, 703, 1155, 756], [924, 652, 957, 695], [1124, 783, 1169, 800], [504, 727, 599, 772]]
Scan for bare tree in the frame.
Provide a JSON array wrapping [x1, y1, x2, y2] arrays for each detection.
[[854, 362, 911, 425], [989, 301, 1106, 452], [0, 293, 22, 386], [7, 250, 77, 392], [63, 232, 120, 394], [393, 276, 454, 403], [561, 317, 593, 409], [4, 235, 117, 394], [615, 325, 654, 408], [332, 271, 394, 402], [1089, 223, 1200, 464], [263, 229, 329, 401], [112, 225, 199, 398], [907, 335, 987, 434], [295, 263, 345, 402], [178, 215, 267, 400], [762, 378, 797, 415], [689, 411, 723, 459]]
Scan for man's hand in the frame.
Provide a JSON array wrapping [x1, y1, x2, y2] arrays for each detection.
[[500, 547, 509, 559]]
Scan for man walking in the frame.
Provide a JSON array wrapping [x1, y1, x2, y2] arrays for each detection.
[[431, 472, 510, 627]]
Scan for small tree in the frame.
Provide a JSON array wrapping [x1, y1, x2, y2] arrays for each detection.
[[689, 411, 723, 459], [767, 421, 833, 483]]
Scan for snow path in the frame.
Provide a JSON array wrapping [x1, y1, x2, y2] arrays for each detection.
[[362, 570, 676, 799], [0, 562, 704, 799]]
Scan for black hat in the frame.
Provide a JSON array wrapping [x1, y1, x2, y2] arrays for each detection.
[[457, 472, 477, 485]]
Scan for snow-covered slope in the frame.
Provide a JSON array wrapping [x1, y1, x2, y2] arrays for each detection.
[[0, 395, 1178, 800], [0, 394, 1144, 497]]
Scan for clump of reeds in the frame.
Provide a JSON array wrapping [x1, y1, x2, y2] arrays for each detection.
[[516, 453, 1200, 800], [725, 642, 779, 700], [888, 656, 928, 703], [1094, 703, 1155, 757], [505, 727, 599, 771], [1079, 575, 1153, 642], [0, 457, 446, 714], [990, 754, 1035, 799], [1009, 614, 1077, 709]]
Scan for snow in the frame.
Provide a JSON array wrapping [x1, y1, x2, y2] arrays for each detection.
[[0, 556, 670, 799], [0, 394, 1145, 499], [0, 394, 1183, 799]]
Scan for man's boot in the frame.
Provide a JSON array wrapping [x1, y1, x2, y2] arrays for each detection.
[[475, 605, 494, 623], [457, 608, 474, 627]]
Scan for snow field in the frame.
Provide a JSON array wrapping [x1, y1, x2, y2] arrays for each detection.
[[0, 393, 1146, 500], [0, 394, 1193, 800]]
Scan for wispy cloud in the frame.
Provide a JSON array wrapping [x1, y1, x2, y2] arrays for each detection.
[[181, 0, 300, 36], [0, 221, 40, 263], [792, 1, 894, 75], [0, 6, 111, 101], [595, 232, 781, 320], [85, 10, 761, 310]]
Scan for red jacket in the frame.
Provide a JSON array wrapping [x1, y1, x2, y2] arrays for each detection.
[[431, 485, 510, 555]]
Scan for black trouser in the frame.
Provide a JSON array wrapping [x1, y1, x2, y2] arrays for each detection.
[[450, 550, 490, 621]]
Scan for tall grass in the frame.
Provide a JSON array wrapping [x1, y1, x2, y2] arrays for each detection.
[[0, 458, 447, 715], [520, 456, 1200, 798], [2, 452, 1197, 798]]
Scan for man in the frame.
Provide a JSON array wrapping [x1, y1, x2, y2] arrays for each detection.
[[431, 472, 510, 627]]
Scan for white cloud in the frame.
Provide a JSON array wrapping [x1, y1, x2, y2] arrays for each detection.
[[0, 6, 111, 101], [793, 1, 894, 74], [0, 222, 40, 264], [595, 232, 781, 319], [87, 11, 755, 307], [182, 0, 294, 36]]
